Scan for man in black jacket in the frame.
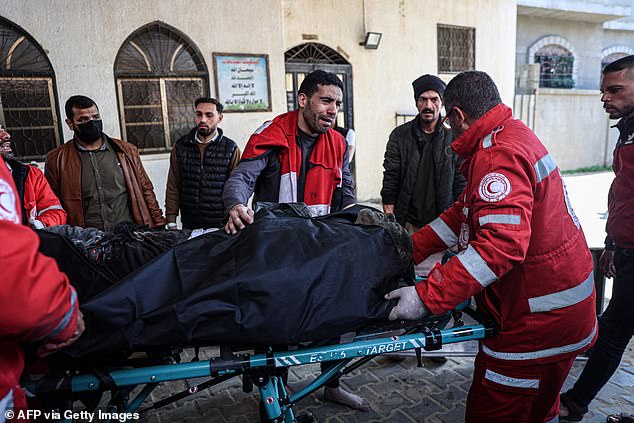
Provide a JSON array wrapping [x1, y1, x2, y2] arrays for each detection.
[[165, 97, 240, 230], [381, 74, 465, 240]]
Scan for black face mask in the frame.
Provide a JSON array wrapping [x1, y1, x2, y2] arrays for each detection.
[[74, 120, 103, 143]]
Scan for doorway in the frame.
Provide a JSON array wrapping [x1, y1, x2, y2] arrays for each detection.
[[284, 43, 355, 177]]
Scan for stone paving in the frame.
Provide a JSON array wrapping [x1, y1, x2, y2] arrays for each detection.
[[138, 337, 634, 423]]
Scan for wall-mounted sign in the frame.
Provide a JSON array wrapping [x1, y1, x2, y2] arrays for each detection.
[[213, 53, 272, 113]]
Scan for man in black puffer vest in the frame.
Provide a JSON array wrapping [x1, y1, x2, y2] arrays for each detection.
[[165, 97, 241, 230]]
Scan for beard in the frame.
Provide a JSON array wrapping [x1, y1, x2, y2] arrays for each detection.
[[0, 143, 13, 160], [302, 108, 332, 135], [197, 124, 216, 138], [310, 116, 331, 134]]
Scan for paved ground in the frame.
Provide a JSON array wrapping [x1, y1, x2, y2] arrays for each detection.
[[140, 337, 634, 423]]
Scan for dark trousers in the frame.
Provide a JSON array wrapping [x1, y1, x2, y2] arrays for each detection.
[[568, 248, 634, 406]]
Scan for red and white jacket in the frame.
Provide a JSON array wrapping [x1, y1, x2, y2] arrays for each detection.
[[242, 110, 346, 217], [606, 117, 634, 249], [7, 160, 66, 228], [0, 158, 79, 414], [413, 104, 597, 364]]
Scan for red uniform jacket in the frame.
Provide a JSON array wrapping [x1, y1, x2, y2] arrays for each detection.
[[0, 158, 79, 410], [15, 163, 66, 228], [607, 117, 634, 248], [413, 104, 597, 364], [242, 110, 346, 216]]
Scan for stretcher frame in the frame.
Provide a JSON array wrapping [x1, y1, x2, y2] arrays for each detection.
[[26, 304, 495, 423]]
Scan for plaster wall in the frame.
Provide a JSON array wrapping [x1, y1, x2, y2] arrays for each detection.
[[516, 15, 604, 89], [533, 88, 611, 170], [2, 0, 517, 203], [602, 29, 634, 57], [282, 0, 517, 200], [0, 0, 286, 147]]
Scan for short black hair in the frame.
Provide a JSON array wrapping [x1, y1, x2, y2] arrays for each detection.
[[195, 97, 224, 114], [603, 55, 634, 76], [65, 95, 98, 120], [443, 71, 502, 120], [298, 70, 344, 98]]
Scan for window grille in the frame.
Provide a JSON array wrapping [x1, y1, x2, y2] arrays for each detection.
[[114, 22, 208, 151], [534, 45, 574, 89], [284, 44, 354, 129], [0, 17, 61, 160], [437, 24, 475, 73], [285, 43, 349, 65]]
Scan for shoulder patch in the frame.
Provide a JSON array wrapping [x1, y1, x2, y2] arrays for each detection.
[[478, 172, 511, 202], [0, 177, 20, 223], [253, 120, 273, 135]]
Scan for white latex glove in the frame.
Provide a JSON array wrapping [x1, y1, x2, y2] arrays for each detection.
[[385, 286, 430, 321], [28, 207, 45, 229]]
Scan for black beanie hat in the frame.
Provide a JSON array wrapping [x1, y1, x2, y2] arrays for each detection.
[[412, 74, 446, 100]]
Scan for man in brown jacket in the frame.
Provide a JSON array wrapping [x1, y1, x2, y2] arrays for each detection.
[[45, 95, 166, 230]]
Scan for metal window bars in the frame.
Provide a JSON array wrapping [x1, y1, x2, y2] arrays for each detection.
[[114, 22, 209, 151], [0, 17, 61, 159], [437, 24, 476, 74]]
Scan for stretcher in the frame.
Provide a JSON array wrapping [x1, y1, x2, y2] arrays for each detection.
[[23, 301, 495, 423]]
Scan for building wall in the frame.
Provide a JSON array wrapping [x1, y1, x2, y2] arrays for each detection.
[[516, 15, 604, 89], [2, 0, 517, 204], [531, 88, 611, 170], [0, 0, 286, 145], [602, 29, 634, 56], [282, 0, 517, 200], [514, 8, 634, 171]]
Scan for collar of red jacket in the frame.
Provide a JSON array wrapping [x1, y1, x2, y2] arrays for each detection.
[[242, 110, 343, 170], [242, 111, 299, 159], [451, 103, 513, 160]]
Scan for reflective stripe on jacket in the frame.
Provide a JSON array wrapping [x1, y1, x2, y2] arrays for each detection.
[[412, 104, 597, 364], [9, 159, 66, 227], [0, 158, 79, 398], [241, 110, 346, 217]]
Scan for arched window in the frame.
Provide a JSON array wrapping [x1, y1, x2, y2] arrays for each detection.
[[114, 22, 208, 152], [601, 46, 634, 72], [534, 45, 574, 88], [0, 16, 62, 159], [528, 36, 576, 89]]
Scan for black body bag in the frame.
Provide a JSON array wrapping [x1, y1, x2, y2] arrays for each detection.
[[40, 206, 411, 358]]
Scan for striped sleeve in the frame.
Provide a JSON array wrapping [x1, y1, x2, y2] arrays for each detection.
[[411, 200, 463, 264], [29, 167, 67, 227], [416, 147, 535, 314], [0, 219, 79, 344]]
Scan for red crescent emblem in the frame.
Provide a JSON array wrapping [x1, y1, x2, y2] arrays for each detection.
[[478, 173, 511, 202]]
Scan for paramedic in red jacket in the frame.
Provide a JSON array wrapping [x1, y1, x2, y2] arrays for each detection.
[[0, 128, 66, 228], [0, 156, 84, 419], [386, 71, 597, 423]]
